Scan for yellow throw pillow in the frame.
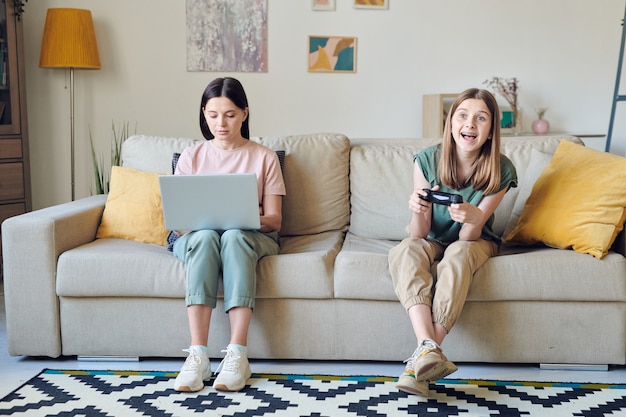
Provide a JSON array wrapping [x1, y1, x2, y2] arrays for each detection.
[[96, 166, 168, 246], [505, 140, 626, 258]]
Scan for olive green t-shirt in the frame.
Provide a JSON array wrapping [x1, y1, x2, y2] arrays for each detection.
[[414, 145, 517, 245]]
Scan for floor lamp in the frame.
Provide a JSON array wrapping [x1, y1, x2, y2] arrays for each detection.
[[39, 8, 101, 201]]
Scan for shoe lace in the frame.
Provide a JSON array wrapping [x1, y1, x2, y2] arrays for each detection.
[[404, 339, 440, 368], [419, 338, 439, 354], [403, 348, 420, 369], [216, 348, 241, 374], [181, 348, 201, 372]]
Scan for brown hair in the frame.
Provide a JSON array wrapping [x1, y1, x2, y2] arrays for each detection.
[[438, 88, 502, 194]]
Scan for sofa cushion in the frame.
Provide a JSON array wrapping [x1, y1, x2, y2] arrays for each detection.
[[122, 135, 201, 173], [57, 231, 344, 300], [334, 233, 408, 301], [348, 136, 583, 241], [123, 133, 350, 237], [495, 135, 584, 236], [256, 231, 344, 299], [253, 134, 350, 237], [57, 238, 185, 297], [502, 148, 553, 239], [333, 233, 626, 303], [505, 140, 626, 259], [349, 141, 438, 240], [95, 166, 168, 246], [472, 247, 626, 302]]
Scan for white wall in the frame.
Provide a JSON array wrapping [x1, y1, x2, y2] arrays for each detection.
[[22, 0, 626, 208]]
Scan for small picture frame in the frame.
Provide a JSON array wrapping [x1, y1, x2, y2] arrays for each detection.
[[308, 36, 357, 73], [312, 0, 336, 11], [500, 106, 515, 134], [354, 0, 389, 10]]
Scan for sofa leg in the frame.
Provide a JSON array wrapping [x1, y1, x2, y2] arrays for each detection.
[[78, 356, 140, 362], [539, 363, 609, 371]]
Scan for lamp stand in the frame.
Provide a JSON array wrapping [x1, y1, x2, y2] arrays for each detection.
[[69, 67, 75, 201]]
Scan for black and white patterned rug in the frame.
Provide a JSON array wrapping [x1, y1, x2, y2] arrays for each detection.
[[1, 369, 625, 416]]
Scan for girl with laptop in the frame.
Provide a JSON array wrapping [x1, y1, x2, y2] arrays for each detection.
[[171, 77, 286, 392]]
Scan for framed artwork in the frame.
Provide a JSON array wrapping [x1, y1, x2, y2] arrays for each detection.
[[312, 0, 336, 11], [186, 0, 268, 72], [308, 36, 357, 73], [354, 0, 389, 10], [308, 36, 356, 72], [500, 107, 515, 134]]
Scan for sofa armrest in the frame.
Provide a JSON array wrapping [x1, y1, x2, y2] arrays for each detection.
[[1, 195, 107, 357]]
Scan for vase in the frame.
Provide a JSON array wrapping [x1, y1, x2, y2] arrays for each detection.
[[532, 118, 550, 135]]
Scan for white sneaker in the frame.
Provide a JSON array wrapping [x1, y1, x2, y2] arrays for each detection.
[[212, 345, 251, 392], [396, 348, 429, 396], [413, 339, 457, 382], [174, 346, 211, 392]]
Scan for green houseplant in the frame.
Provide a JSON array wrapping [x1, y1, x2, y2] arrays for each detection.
[[89, 121, 136, 194], [14, 1, 28, 20]]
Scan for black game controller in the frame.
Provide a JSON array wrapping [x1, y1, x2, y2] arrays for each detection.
[[419, 189, 463, 205]]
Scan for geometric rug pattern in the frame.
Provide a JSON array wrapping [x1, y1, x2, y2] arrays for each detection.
[[1, 369, 625, 417]]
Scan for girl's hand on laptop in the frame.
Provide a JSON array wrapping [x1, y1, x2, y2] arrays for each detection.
[[174, 230, 190, 236]]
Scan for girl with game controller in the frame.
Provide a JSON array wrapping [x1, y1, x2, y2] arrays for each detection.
[[388, 88, 518, 396]]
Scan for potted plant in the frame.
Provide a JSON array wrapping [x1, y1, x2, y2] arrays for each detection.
[[14, 1, 28, 20], [89, 121, 137, 194]]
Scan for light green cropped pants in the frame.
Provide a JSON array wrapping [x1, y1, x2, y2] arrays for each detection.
[[173, 229, 279, 312], [388, 237, 497, 332]]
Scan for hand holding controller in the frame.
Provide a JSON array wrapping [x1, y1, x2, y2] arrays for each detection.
[[419, 189, 463, 205]]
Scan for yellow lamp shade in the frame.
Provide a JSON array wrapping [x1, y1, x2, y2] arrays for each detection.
[[39, 8, 101, 69]]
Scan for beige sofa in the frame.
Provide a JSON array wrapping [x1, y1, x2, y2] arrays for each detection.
[[3, 133, 625, 366]]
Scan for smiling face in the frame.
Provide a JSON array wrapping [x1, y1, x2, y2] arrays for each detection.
[[202, 96, 248, 146], [450, 98, 493, 156]]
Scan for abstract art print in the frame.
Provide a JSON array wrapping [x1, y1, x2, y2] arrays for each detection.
[[308, 36, 357, 73], [186, 0, 268, 72]]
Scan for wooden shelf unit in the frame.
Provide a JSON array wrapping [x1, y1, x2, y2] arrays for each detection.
[[422, 93, 458, 138], [0, 1, 31, 271]]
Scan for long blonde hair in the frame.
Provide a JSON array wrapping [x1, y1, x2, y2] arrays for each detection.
[[438, 88, 502, 194]]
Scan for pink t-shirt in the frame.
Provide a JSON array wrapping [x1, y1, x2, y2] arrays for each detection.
[[175, 140, 286, 213]]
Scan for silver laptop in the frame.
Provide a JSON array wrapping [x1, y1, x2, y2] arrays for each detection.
[[159, 173, 261, 231]]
